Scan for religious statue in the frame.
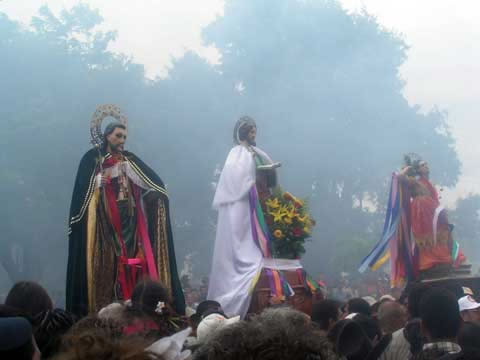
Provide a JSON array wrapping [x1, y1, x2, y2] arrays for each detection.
[[360, 154, 466, 286], [66, 105, 185, 316], [207, 116, 280, 318]]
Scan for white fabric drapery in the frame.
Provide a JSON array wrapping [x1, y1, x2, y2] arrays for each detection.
[[95, 161, 151, 191], [207, 145, 272, 318]]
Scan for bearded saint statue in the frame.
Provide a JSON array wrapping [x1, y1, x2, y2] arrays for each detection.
[[66, 106, 185, 316]]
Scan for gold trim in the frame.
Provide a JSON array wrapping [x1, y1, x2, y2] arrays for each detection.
[[71, 154, 111, 225], [127, 159, 168, 197], [70, 171, 96, 224], [86, 188, 100, 313], [157, 200, 172, 292]]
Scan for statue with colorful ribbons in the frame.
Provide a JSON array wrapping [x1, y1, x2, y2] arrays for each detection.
[[66, 105, 185, 316], [360, 154, 466, 287]]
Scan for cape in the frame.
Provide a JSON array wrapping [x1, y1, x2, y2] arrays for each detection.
[[66, 148, 185, 316]]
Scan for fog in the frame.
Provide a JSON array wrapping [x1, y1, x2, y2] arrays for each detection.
[[1, 0, 479, 300]]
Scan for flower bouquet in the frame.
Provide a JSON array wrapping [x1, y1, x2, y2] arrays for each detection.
[[264, 189, 315, 259]]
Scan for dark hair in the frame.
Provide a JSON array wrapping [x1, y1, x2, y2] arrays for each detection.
[[5, 281, 53, 317], [407, 283, 431, 318], [0, 338, 34, 360], [0, 305, 33, 323], [196, 300, 222, 318], [0, 317, 35, 360], [458, 322, 480, 351], [34, 309, 76, 358], [129, 280, 171, 317], [419, 288, 461, 340], [351, 314, 381, 342], [64, 315, 123, 345], [54, 331, 163, 360], [347, 298, 372, 317], [236, 116, 256, 142], [327, 319, 370, 358], [124, 280, 183, 339], [312, 300, 340, 331], [195, 308, 336, 360]]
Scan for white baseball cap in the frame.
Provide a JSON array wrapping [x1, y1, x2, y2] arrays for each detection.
[[458, 295, 480, 312], [196, 313, 240, 342]]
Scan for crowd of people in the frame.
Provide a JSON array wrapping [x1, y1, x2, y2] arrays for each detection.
[[1, 278, 480, 360]]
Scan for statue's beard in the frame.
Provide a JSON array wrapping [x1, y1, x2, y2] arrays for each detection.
[[247, 139, 256, 146], [109, 143, 124, 153]]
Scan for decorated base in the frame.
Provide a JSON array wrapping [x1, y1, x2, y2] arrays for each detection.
[[421, 276, 480, 300], [247, 265, 323, 317]]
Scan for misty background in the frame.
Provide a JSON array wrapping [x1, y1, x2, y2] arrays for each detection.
[[1, 0, 479, 300]]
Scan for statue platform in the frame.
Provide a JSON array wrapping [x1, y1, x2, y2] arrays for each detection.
[[247, 267, 323, 317], [419, 264, 480, 297]]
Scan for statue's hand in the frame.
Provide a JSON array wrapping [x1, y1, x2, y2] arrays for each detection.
[[96, 173, 108, 188], [400, 165, 412, 175]]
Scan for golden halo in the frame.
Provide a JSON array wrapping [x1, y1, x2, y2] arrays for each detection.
[[90, 104, 128, 146]]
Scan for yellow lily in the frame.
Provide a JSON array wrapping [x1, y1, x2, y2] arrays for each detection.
[[284, 205, 297, 219], [266, 197, 281, 209], [297, 214, 308, 223], [269, 209, 285, 222]]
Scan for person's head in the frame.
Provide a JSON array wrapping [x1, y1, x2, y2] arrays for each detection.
[[458, 295, 480, 324], [419, 287, 461, 341], [255, 307, 311, 328], [130, 280, 171, 317], [346, 298, 372, 317], [53, 330, 162, 360], [195, 300, 223, 319], [5, 281, 53, 318], [351, 313, 382, 343], [312, 299, 341, 332], [103, 122, 127, 153], [407, 282, 432, 319], [0, 304, 32, 322], [0, 317, 40, 360], [195, 307, 335, 360], [327, 319, 371, 359], [63, 315, 123, 345], [33, 309, 76, 359], [234, 116, 257, 146], [377, 301, 407, 334]]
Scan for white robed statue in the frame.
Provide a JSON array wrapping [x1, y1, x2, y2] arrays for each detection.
[[207, 116, 280, 318]]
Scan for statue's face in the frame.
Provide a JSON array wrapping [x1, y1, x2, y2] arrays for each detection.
[[419, 161, 429, 176], [247, 126, 257, 145], [106, 127, 127, 152]]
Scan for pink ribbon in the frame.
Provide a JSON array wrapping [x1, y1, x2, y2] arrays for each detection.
[[134, 187, 159, 280]]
